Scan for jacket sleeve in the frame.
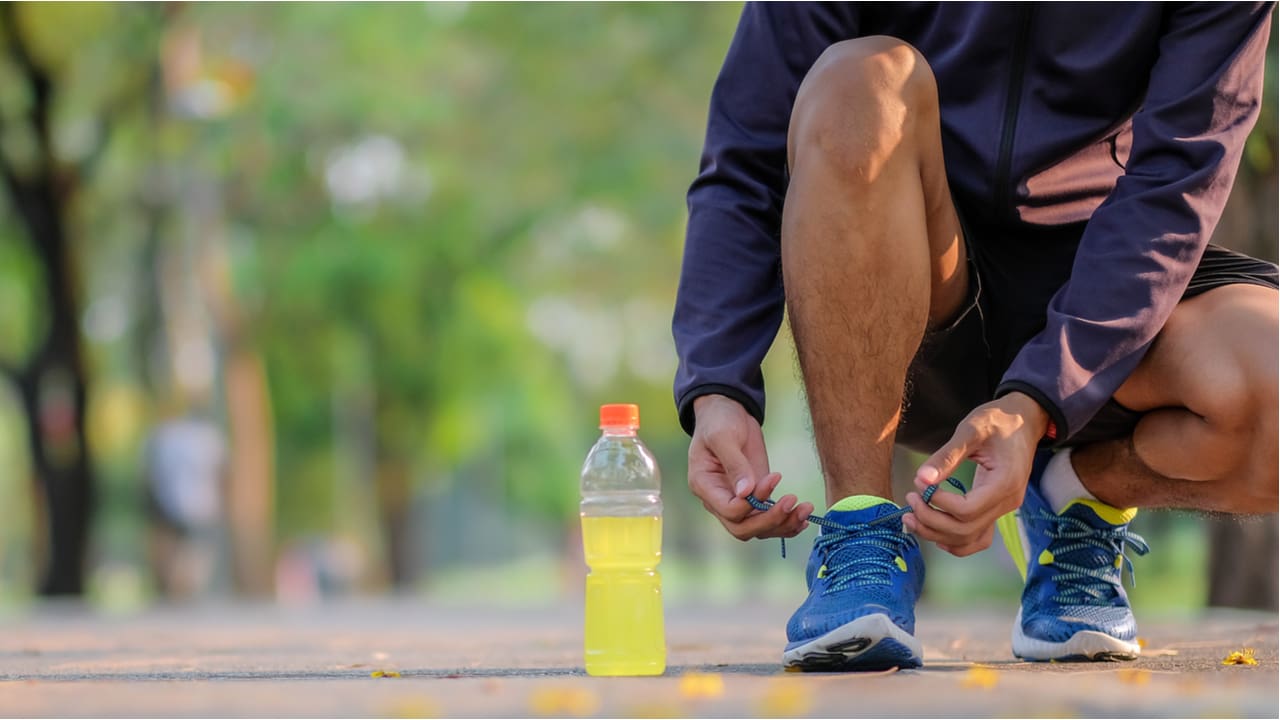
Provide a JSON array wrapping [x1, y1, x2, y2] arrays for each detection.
[[672, 2, 857, 435], [996, 3, 1274, 440]]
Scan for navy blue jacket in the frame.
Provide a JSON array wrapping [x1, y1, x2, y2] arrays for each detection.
[[672, 2, 1272, 440]]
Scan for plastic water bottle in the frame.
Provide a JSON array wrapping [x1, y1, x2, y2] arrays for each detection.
[[580, 403, 665, 676]]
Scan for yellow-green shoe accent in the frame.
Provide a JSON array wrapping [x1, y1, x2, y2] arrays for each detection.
[[1067, 498, 1138, 526], [997, 510, 1029, 581], [829, 495, 898, 513]]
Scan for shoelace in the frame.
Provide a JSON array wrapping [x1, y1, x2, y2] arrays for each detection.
[[1035, 509, 1150, 605], [744, 476, 967, 559], [808, 522, 918, 592]]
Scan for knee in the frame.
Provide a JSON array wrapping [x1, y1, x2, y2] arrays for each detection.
[[789, 36, 937, 174], [1199, 317, 1278, 504]]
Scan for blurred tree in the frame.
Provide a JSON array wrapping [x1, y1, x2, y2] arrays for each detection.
[[151, 17, 276, 596], [180, 2, 742, 587], [0, 3, 163, 595]]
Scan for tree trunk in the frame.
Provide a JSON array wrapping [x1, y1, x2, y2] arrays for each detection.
[[15, 360, 93, 596], [223, 349, 276, 595], [1207, 516, 1279, 610], [0, 153, 95, 596], [376, 459, 414, 588], [0, 6, 95, 595]]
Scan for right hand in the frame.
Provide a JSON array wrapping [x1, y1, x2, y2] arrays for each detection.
[[688, 394, 813, 540]]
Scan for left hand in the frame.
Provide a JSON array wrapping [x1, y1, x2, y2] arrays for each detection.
[[902, 392, 1050, 556]]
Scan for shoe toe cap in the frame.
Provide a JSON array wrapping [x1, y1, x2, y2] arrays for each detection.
[[786, 602, 909, 643], [1022, 606, 1136, 643]]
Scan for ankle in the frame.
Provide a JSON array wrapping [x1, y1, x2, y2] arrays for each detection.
[[1039, 448, 1099, 514]]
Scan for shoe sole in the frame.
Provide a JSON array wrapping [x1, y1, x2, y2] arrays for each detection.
[[783, 613, 922, 671], [1011, 608, 1140, 662]]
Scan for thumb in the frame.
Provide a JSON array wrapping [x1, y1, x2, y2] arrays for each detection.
[[709, 435, 758, 499], [916, 425, 975, 489]]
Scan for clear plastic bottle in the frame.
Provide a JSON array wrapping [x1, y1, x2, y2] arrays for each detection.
[[580, 403, 665, 676]]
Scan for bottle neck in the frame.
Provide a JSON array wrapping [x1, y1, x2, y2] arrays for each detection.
[[600, 425, 638, 438]]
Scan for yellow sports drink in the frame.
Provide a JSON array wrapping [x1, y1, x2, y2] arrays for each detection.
[[581, 515, 664, 675], [579, 403, 665, 676]]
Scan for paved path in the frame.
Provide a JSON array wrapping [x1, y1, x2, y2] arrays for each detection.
[[0, 600, 1274, 717]]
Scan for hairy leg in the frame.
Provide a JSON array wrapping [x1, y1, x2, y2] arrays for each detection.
[[782, 37, 966, 506], [1072, 284, 1279, 512]]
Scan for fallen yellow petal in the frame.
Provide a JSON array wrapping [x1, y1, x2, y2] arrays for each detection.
[[1115, 668, 1150, 685], [384, 697, 440, 718], [678, 672, 724, 699], [1222, 648, 1258, 666], [759, 681, 812, 718], [529, 687, 600, 717], [371, 669, 402, 678], [1136, 637, 1148, 649], [627, 702, 686, 718], [961, 666, 999, 689]]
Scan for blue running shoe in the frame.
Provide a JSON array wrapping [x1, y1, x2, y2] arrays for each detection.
[[1011, 452, 1150, 661], [783, 495, 924, 671]]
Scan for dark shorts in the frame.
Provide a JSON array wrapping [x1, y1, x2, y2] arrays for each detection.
[[896, 216, 1279, 453]]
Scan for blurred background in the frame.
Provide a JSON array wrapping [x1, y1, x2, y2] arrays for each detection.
[[0, 3, 1274, 616]]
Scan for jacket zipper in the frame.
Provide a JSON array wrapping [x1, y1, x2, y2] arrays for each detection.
[[993, 4, 1034, 219]]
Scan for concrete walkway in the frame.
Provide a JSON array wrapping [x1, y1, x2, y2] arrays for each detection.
[[0, 600, 1274, 717]]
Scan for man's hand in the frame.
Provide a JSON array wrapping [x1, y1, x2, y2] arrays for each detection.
[[688, 394, 813, 540], [902, 392, 1050, 556]]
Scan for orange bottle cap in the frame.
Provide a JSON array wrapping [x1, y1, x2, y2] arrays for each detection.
[[599, 403, 640, 429]]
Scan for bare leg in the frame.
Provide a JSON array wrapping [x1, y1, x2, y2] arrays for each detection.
[[783, 37, 967, 506], [1071, 284, 1279, 512]]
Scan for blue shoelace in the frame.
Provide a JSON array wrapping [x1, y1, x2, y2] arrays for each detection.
[[1034, 509, 1150, 605], [744, 476, 967, 559], [808, 522, 919, 592]]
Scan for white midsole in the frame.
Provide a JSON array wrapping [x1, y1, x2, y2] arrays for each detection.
[[1011, 608, 1141, 660], [782, 613, 921, 666]]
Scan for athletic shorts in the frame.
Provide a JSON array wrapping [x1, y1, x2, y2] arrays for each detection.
[[896, 215, 1279, 453]]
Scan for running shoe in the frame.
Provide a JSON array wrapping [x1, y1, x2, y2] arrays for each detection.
[[1010, 453, 1150, 661], [783, 496, 925, 671]]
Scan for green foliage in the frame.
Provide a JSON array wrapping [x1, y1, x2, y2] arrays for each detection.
[[164, 3, 745, 537], [4, 3, 1270, 604], [0, 224, 45, 367]]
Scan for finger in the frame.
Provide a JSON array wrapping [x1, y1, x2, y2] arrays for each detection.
[[707, 437, 758, 502], [690, 436, 763, 523], [916, 425, 977, 489], [941, 527, 995, 557], [689, 471, 740, 516], [722, 495, 792, 540], [904, 492, 979, 545], [917, 483, 983, 522], [706, 468, 783, 525], [942, 467, 1025, 530], [963, 470, 1023, 515], [741, 431, 773, 489], [726, 494, 800, 540], [778, 501, 815, 538], [901, 510, 954, 546], [740, 472, 782, 502]]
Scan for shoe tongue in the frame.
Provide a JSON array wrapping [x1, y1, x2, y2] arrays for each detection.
[[1063, 498, 1137, 527], [823, 495, 900, 531]]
